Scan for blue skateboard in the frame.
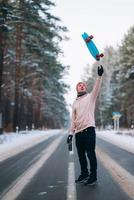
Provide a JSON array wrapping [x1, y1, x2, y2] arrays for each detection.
[[82, 32, 104, 61]]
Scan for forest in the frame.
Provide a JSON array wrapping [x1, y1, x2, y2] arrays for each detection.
[[82, 26, 134, 129], [0, 0, 70, 133], [0, 0, 134, 133]]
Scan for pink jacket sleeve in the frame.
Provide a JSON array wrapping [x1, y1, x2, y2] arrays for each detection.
[[91, 76, 102, 101]]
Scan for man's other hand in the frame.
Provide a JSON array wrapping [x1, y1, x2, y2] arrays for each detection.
[[67, 134, 73, 144]]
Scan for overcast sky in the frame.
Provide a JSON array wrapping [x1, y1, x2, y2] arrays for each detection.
[[52, 0, 134, 107]]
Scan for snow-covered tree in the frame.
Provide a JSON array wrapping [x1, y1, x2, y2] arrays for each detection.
[[1, 0, 70, 131], [118, 26, 134, 127]]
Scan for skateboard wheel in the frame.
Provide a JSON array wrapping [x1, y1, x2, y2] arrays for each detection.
[[85, 35, 93, 43], [85, 37, 91, 43], [100, 53, 104, 57], [89, 35, 93, 39]]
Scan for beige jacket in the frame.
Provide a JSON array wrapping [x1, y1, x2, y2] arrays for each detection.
[[70, 77, 102, 134]]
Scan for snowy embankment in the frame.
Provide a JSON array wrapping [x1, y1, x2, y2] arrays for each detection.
[[97, 129, 134, 154], [0, 130, 63, 161], [0, 129, 133, 161]]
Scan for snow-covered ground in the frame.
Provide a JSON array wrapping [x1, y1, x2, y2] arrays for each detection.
[[97, 129, 134, 154], [0, 129, 63, 162], [0, 129, 133, 161]]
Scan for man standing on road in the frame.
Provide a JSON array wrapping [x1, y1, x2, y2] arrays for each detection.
[[67, 65, 104, 185]]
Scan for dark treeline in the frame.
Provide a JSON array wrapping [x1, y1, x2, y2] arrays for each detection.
[[0, 0, 70, 133], [83, 26, 134, 129]]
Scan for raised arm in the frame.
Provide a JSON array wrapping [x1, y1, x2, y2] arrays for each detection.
[[91, 65, 104, 101]]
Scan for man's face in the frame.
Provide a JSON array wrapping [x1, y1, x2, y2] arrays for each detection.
[[76, 82, 87, 93]]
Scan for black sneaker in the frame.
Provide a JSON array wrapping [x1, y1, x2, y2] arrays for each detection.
[[84, 177, 97, 185], [75, 174, 89, 183]]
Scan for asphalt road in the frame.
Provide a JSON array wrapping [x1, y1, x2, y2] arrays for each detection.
[[0, 131, 133, 200]]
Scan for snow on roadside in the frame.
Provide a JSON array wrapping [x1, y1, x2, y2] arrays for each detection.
[[0, 130, 60, 145], [0, 129, 133, 161], [0, 130, 63, 161], [97, 130, 134, 154]]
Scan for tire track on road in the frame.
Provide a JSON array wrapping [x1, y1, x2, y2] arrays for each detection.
[[97, 146, 134, 200], [0, 135, 63, 200]]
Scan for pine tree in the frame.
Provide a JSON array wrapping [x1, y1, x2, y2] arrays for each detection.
[[118, 26, 134, 127], [0, 0, 12, 133], [1, 0, 70, 131]]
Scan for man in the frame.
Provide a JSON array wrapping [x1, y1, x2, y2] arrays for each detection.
[[67, 65, 104, 185]]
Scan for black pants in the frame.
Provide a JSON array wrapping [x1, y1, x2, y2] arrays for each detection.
[[75, 127, 97, 178]]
